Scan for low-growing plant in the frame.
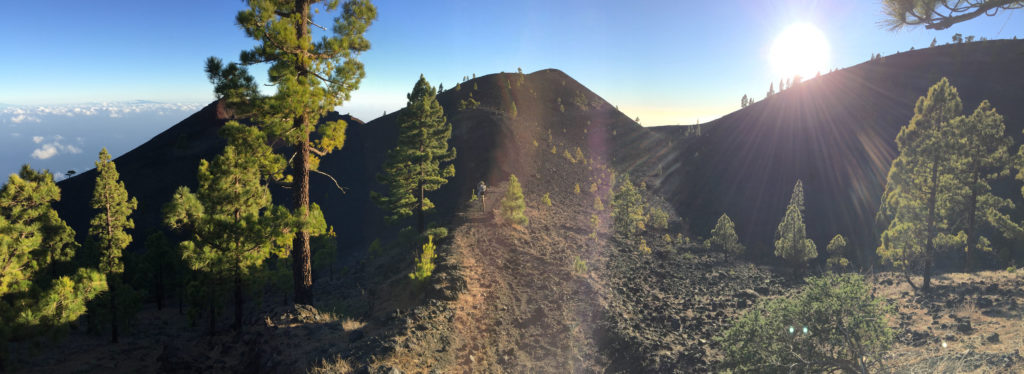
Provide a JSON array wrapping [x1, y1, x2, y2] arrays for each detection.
[[590, 214, 600, 240], [563, 149, 576, 163], [501, 174, 529, 226], [638, 238, 651, 254], [572, 256, 588, 274], [593, 196, 604, 211], [550, 145, 557, 154], [1008, 265, 1017, 273], [574, 183, 581, 195], [589, 182, 598, 194], [409, 235, 438, 282], [574, 147, 585, 163], [367, 238, 383, 258], [663, 233, 672, 244], [650, 207, 669, 229], [717, 273, 894, 373], [541, 193, 552, 207]]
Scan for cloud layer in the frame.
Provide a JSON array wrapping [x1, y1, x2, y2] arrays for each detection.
[[2, 101, 204, 124]]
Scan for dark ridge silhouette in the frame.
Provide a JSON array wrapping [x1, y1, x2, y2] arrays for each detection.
[[654, 39, 1024, 265], [53, 39, 1024, 271], [54, 68, 658, 259]]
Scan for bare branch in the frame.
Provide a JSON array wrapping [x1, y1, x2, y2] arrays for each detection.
[[311, 169, 347, 194]]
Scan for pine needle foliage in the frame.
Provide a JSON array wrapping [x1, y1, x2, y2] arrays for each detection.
[[717, 273, 894, 373], [826, 234, 850, 271], [206, 0, 377, 304], [164, 122, 299, 333], [409, 235, 437, 282], [1, 166, 107, 364], [710, 213, 744, 257], [774, 180, 817, 275], [611, 175, 647, 239], [500, 175, 528, 226], [89, 148, 138, 343], [373, 75, 456, 233], [877, 78, 967, 292]]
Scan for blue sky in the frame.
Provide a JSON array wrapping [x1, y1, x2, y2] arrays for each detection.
[[1, 1, 1022, 177]]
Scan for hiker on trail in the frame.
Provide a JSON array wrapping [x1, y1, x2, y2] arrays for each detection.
[[475, 181, 487, 211]]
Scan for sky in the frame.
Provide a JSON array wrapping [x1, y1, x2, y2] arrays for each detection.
[[1, 0, 1022, 177]]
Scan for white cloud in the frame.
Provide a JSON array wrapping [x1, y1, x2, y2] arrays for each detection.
[[32, 136, 44, 143], [31, 144, 58, 159], [11, 114, 40, 123], [29, 141, 82, 160]]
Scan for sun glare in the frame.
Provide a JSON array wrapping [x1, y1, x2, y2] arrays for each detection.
[[770, 23, 830, 81]]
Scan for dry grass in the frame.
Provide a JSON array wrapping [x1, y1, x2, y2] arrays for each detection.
[[341, 318, 366, 332], [954, 297, 977, 317], [307, 354, 354, 374]]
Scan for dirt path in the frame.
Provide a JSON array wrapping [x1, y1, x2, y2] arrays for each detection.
[[447, 184, 610, 373]]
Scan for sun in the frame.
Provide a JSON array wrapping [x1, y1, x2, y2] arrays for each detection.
[[770, 23, 830, 81]]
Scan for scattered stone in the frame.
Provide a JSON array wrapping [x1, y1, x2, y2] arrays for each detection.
[[987, 333, 1000, 344]]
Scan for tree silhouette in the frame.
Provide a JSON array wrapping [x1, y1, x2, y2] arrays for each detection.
[[882, 0, 1023, 30]]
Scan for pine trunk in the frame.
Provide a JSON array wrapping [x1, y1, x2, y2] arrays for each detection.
[[292, 1, 314, 305], [209, 297, 216, 337], [965, 171, 980, 272], [417, 179, 425, 234], [234, 267, 243, 331], [293, 129, 314, 305], [155, 269, 165, 311], [110, 277, 119, 343], [923, 161, 939, 293]]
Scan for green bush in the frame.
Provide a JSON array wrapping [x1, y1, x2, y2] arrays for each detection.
[[710, 213, 744, 257], [501, 174, 528, 226], [717, 273, 894, 373], [408, 235, 438, 281], [572, 256, 588, 274], [649, 207, 669, 229], [541, 193, 552, 207]]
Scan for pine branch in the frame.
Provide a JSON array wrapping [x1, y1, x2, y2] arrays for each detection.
[[311, 169, 347, 194]]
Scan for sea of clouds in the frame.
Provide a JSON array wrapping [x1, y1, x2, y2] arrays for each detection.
[[1, 101, 206, 180]]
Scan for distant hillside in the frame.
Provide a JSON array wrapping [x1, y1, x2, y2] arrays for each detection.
[[54, 69, 661, 259], [652, 39, 1024, 266]]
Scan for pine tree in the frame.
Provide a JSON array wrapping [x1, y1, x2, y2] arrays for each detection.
[[930, 37, 937, 47], [767, 82, 775, 97], [611, 175, 647, 239], [374, 75, 456, 234], [878, 78, 963, 292], [205, 0, 377, 304], [826, 234, 849, 271], [741, 94, 749, 108], [89, 149, 138, 343], [1, 166, 107, 367], [500, 174, 528, 226], [774, 180, 817, 276], [408, 235, 437, 281], [141, 231, 182, 311], [164, 122, 297, 334], [594, 196, 604, 211], [954, 101, 1014, 271], [710, 213, 744, 257]]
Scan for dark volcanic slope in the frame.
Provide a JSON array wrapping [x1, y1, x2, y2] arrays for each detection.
[[54, 69, 661, 258], [654, 39, 1024, 264]]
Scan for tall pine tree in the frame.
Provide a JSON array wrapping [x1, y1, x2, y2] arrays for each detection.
[[878, 77, 963, 292], [1, 166, 107, 368], [89, 149, 137, 343], [207, 0, 377, 304], [774, 180, 817, 276], [373, 75, 456, 233], [164, 122, 298, 334], [953, 100, 1014, 271]]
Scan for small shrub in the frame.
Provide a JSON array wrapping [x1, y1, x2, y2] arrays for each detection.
[[590, 214, 600, 240], [563, 149, 576, 163], [663, 233, 672, 244], [368, 238, 382, 258], [541, 193, 552, 207], [649, 207, 669, 229], [638, 238, 651, 254], [469, 192, 477, 202], [1008, 265, 1017, 273], [717, 273, 894, 373], [409, 235, 438, 281], [500, 174, 529, 226], [710, 213, 744, 257], [532, 140, 538, 147], [589, 183, 598, 194], [572, 256, 588, 274], [550, 145, 557, 154], [574, 147, 585, 163], [826, 234, 850, 271], [574, 183, 581, 195], [593, 196, 604, 211]]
